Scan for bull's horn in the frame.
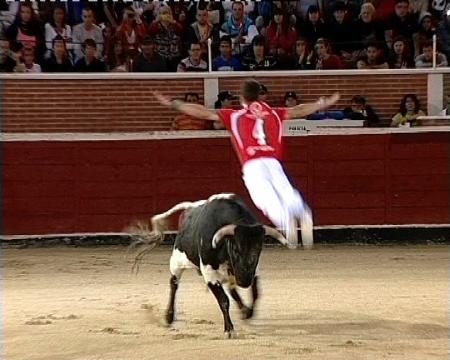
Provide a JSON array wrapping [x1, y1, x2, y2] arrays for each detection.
[[212, 224, 236, 248], [263, 226, 290, 247]]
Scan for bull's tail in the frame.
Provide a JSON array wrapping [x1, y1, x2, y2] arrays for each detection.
[[126, 200, 206, 273]]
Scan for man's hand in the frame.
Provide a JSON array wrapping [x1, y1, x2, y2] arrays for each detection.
[[152, 91, 172, 107], [322, 92, 340, 108]]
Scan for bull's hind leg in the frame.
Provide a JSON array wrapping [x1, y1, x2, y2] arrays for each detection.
[[208, 282, 234, 338], [166, 248, 193, 325]]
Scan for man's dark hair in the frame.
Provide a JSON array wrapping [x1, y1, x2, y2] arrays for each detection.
[[52, 34, 66, 48], [84, 38, 97, 49], [352, 95, 366, 105], [241, 79, 261, 103], [219, 35, 232, 46]]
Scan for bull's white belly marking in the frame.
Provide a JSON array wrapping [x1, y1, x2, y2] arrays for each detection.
[[170, 248, 197, 278], [200, 259, 230, 285]]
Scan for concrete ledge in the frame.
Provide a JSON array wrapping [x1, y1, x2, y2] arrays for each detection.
[[2, 226, 448, 248]]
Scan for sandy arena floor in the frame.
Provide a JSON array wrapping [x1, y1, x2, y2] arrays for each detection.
[[2, 245, 449, 360]]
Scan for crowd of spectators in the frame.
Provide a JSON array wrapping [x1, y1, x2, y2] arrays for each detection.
[[1, 0, 450, 73]]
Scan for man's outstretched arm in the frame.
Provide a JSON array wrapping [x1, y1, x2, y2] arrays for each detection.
[[286, 92, 340, 120], [153, 91, 220, 122]]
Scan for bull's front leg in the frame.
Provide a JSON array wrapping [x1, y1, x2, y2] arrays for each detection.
[[229, 275, 259, 320], [207, 282, 234, 338]]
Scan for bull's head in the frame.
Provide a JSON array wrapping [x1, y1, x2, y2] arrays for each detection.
[[212, 224, 288, 288]]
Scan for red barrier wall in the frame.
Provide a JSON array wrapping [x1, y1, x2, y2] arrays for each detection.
[[2, 131, 448, 236]]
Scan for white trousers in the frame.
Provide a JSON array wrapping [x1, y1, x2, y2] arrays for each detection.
[[242, 157, 306, 230]]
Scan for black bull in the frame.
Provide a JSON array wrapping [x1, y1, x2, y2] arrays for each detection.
[[130, 193, 290, 338]]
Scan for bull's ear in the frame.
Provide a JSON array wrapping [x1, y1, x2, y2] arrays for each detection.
[[263, 226, 290, 247], [212, 224, 236, 248]]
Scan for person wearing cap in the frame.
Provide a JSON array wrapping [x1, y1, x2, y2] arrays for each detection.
[[242, 35, 278, 71], [213, 91, 236, 129], [132, 36, 168, 72], [153, 79, 340, 249], [284, 92, 298, 107]]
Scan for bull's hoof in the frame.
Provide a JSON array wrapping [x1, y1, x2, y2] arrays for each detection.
[[240, 306, 254, 320], [165, 310, 174, 325], [224, 329, 236, 339]]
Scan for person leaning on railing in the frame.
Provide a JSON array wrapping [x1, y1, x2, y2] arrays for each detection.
[[391, 94, 426, 127]]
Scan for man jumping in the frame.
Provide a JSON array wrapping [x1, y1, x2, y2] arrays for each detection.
[[153, 79, 339, 249]]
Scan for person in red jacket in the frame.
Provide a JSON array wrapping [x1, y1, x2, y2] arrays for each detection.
[[153, 79, 340, 249]]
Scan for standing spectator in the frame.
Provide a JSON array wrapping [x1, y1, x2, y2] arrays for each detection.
[[171, 92, 210, 130], [132, 35, 167, 72], [72, 6, 104, 62], [314, 38, 344, 69], [186, 3, 219, 60], [242, 34, 277, 70], [212, 35, 244, 71], [281, 37, 314, 70], [356, 42, 389, 69], [42, 35, 73, 72], [284, 91, 298, 107], [413, 12, 436, 58], [74, 38, 106, 72], [147, 4, 183, 71], [115, 5, 147, 61], [415, 40, 448, 67], [14, 47, 41, 73], [391, 94, 425, 127], [265, 7, 298, 56], [177, 41, 207, 72], [299, 5, 327, 46], [388, 36, 414, 68], [343, 95, 380, 127], [5, 2, 43, 55], [384, 0, 419, 51], [0, 37, 16, 72], [44, 5, 72, 60]]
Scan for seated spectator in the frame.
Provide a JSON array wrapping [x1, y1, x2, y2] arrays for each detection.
[[105, 35, 128, 72], [132, 36, 167, 72], [314, 38, 344, 69], [242, 35, 277, 71], [14, 47, 41, 73], [440, 94, 450, 116], [413, 12, 436, 58], [265, 7, 298, 56], [177, 41, 207, 72], [44, 5, 72, 60], [384, 0, 418, 52], [5, 2, 43, 55], [185, 3, 219, 59], [171, 92, 211, 130], [213, 91, 237, 129], [0, 38, 17, 72], [284, 91, 298, 107], [74, 38, 106, 72], [221, 1, 255, 42], [415, 41, 448, 67], [212, 35, 244, 71], [356, 42, 389, 69], [42, 35, 73, 72], [72, 6, 104, 62], [147, 4, 183, 71], [115, 5, 147, 60], [388, 36, 414, 68], [353, 2, 385, 50], [326, 1, 358, 63], [391, 94, 426, 127], [300, 5, 327, 46], [280, 38, 314, 70], [343, 95, 380, 127], [259, 84, 269, 102], [437, 8, 450, 60]]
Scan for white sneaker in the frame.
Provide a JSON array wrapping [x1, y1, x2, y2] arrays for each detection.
[[285, 215, 298, 250], [300, 206, 314, 249]]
